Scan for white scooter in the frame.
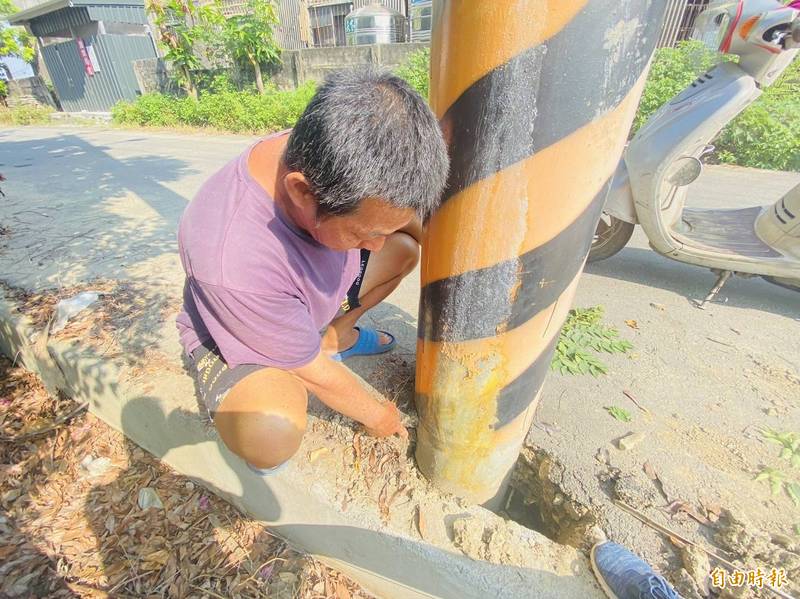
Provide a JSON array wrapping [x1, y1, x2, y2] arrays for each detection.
[[589, 0, 800, 307]]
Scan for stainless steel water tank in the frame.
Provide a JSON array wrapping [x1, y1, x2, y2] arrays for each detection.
[[345, 4, 407, 46]]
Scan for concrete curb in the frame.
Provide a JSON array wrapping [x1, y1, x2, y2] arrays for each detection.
[[0, 292, 604, 599]]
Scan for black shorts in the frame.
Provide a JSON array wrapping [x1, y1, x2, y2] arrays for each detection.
[[189, 249, 370, 417]]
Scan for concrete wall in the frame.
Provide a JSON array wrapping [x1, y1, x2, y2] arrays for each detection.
[[132, 43, 427, 95], [132, 56, 178, 95], [5, 76, 56, 108], [274, 42, 427, 88]]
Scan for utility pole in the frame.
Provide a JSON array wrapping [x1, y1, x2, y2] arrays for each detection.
[[415, 0, 667, 507]]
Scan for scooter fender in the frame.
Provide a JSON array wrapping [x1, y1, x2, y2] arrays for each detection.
[[603, 159, 638, 225]]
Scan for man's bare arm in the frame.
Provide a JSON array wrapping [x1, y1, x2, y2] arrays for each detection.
[[289, 351, 407, 438]]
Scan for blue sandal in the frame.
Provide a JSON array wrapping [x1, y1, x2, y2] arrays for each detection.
[[332, 327, 396, 361]]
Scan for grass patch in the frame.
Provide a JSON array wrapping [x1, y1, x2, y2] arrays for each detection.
[[0, 104, 53, 126]]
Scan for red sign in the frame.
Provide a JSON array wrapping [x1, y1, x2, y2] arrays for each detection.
[[76, 38, 95, 76]]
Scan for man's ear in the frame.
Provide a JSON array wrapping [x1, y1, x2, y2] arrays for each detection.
[[283, 172, 318, 220]]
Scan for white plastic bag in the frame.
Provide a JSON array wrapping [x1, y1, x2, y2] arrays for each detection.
[[51, 291, 100, 333], [138, 487, 164, 510]]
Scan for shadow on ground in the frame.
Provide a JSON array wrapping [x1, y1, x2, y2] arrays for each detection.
[[0, 131, 194, 288], [586, 246, 800, 320]]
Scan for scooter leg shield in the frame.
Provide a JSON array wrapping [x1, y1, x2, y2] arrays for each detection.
[[755, 182, 800, 260]]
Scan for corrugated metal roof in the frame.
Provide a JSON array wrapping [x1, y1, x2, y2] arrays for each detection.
[[87, 4, 148, 24], [9, 0, 144, 24], [30, 5, 91, 35]]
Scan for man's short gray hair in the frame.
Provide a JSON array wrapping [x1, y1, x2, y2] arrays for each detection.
[[283, 69, 449, 221]]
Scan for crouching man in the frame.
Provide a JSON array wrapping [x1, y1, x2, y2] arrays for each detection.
[[177, 70, 449, 473]]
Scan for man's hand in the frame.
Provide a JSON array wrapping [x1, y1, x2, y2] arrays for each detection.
[[364, 402, 408, 439]]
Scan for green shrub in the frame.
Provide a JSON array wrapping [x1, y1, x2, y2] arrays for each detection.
[[111, 93, 187, 127], [0, 104, 53, 125], [111, 82, 316, 133], [715, 96, 800, 171], [765, 55, 800, 103], [396, 47, 430, 101], [633, 41, 724, 132], [712, 58, 800, 171]]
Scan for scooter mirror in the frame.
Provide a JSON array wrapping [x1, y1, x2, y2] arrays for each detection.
[[666, 156, 703, 187]]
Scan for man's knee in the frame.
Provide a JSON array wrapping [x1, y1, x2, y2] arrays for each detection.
[[214, 369, 308, 469], [222, 412, 305, 469], [392, 231, 419, 276]]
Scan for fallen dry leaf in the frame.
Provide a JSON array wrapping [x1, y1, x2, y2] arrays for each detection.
[[309, 447, 330, 464], [353, 434, 363, 472], [666, 500, 710, 526], [336, 579, 352, 599], [0, 353, 369, 599], [104, 514, 116, 534], [622, 390, 650, 415], [143, 549, 171, 567], [416, 505, 426, 539], [368, 447, 377, 471], [701, 501, 723, 523]]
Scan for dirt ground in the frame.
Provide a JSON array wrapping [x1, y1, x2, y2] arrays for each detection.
[[512, 240, 800, 598], [0, 355, 371, 599]]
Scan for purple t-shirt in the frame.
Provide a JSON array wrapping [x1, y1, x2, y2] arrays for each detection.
[[176, 135, 361, 369]]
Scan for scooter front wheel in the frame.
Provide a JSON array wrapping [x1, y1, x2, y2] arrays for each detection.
[[587, 214, 635, 263]]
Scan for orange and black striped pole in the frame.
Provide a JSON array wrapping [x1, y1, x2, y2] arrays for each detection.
[[416, 1, 667, 506]]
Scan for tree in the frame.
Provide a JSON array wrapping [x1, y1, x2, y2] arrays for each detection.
[[1, 0, 35, 101], [1, 0, 35, 64], [146, 0, 222, 99], [222, 0, 280, 95]]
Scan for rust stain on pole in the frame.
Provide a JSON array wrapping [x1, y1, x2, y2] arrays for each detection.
[[415, 0, 667, 505]]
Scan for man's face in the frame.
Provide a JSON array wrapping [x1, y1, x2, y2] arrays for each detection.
[[311, 198, 415, 252]]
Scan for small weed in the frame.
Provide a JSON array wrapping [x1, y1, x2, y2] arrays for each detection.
[[551, 306, 632, 376], [758, 430, 800, 506], [788, 483, 800, 507], [755, 467, 788, 496], [762, 429, 800, 468], [605, 406, 632, 423]]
